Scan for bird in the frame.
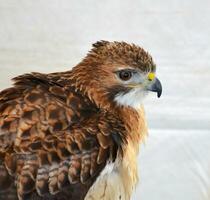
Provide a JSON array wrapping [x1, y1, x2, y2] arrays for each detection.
[[0, 40, 162, 200]]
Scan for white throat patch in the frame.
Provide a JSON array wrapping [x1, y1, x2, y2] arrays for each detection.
[[114, 88, 148, 109]]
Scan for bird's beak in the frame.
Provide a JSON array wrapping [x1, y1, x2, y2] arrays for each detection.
[[147, 76, 162, 98]]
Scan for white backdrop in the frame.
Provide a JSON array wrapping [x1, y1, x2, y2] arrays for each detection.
[[0, 0, 210, 199]]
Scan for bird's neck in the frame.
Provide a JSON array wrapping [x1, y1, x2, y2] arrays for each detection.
[[117, 106, 148, 154]]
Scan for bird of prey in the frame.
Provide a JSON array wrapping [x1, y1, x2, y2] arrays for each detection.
[[0, 41, 162, 200]]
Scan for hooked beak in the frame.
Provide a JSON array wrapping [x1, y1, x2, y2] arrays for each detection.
[[147, 77, 162, 98]]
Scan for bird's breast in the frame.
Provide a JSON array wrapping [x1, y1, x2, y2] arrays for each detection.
[[84, 141, 139, 200]]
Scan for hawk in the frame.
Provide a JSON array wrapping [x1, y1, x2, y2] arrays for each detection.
[[0, 41, 162, 200]]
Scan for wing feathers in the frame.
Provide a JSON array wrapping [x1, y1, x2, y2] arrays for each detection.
[[0, 73, 124, 200]]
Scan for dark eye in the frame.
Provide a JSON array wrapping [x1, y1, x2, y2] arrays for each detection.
[[118, 70, 132, 81]]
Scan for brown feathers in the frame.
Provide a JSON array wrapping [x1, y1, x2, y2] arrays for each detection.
[[0, 41, 151, 200], [0, 73, 125, 200], [86, 40, 155, 72]]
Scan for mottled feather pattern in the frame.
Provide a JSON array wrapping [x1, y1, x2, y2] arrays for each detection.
[[0, 41, 153, 200], [0, 72, 125, 200]]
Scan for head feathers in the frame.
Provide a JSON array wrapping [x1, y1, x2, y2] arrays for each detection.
[[85, 40, 156, 72]]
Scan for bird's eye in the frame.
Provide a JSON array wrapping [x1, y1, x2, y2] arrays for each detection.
[[118, 70, 132, 81]]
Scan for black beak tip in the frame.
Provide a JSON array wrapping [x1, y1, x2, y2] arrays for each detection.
[[157, 90, 162, 98], [155, 77, 162, 98]]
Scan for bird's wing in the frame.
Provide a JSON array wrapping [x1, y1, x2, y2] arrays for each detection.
[[0, 73, 120, 200]]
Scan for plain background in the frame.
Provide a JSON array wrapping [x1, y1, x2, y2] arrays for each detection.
[[0, 0, 210, 199]]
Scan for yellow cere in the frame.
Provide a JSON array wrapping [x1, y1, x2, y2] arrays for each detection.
[[148, 72, 155, 81]]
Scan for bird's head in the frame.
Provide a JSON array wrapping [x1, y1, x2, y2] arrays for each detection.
[[72, 41, 162, 109]]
